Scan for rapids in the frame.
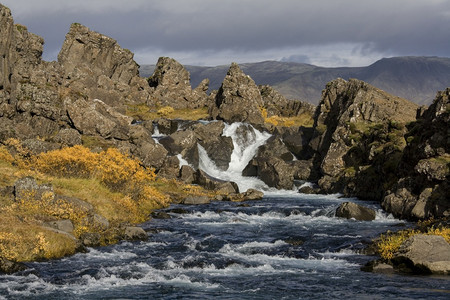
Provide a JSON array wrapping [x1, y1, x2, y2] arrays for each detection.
[[1, 123, 449, 299]]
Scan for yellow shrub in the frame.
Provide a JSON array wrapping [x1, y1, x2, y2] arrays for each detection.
[[377, 225, 450, 260], [377, 229, 418, 260], [157, 106, 174, 117], [260, 107, 268, 119], [30, 145, 166, 223], [33, 145, 98, 177], [0, 146, 14, 163]]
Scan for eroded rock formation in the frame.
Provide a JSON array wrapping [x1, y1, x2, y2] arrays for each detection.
[[148, 57, 210, 109], [210, 63, 264, 125]]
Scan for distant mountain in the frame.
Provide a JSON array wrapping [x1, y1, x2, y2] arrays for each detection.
[[140, 56, 450, 105]]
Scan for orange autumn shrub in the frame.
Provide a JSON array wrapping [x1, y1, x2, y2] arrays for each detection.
[[31, 145, 168, 218], [33, 145, 98, 177]]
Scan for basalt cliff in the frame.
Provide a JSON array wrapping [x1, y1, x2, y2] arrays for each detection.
[[0, 4, 449, 272]]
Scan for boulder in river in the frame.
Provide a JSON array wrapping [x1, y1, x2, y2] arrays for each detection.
[[392, 234, 450, 275], [196, 169, 239, 194], [124, 226, 148, 241], [335, 202, 376, 221]]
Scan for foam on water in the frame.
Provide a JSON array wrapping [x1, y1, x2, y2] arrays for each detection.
[[218, 243, 358, 270], [176, 153, 191, 168]]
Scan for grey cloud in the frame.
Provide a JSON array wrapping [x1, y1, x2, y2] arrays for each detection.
[[2, 0, 449, 65]]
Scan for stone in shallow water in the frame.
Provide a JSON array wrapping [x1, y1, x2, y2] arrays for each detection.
[[392, 234, 450, 275], [335, 202, 376, 221], [124, 226, 147, 241]]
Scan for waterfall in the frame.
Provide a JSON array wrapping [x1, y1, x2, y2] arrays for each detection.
[[198, 122, 271, 192]]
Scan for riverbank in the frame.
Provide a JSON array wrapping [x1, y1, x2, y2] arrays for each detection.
[[0, 142, 220, 272]]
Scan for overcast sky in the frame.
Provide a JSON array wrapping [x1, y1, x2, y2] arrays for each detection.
[[2, 0, 450, 67]]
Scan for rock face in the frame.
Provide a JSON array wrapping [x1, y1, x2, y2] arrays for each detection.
[[392, 234, 450, 275], [259, 85, 315, 118], [299, 78, 449, 220], [58, 23, 139, 85], [335, 202, 376, 221], [58, 23, 151, 108], [303, 78, 419, 199], [210, 63, 264, 125], [313, 78, 418, 180], [0, 8, 169, 169], [148, 57, 209, 109], [382, 89, 450, 219]]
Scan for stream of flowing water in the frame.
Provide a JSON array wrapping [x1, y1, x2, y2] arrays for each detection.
[[1, 123, 449, 299]]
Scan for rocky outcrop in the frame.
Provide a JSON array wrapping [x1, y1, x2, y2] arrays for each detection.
[[259, 85, 315, 118], [382, 89, 450, 219], [313, 78, 418, 179], [182, 195, 211, 205], [244, 142, 296, 190], [58, 23, 151, 108], [210, 63, 264, 125], [305, 78, 418, 197], [391, 234, 450, 275], [243, 134, 311, 189], [148, 57, 209, 109], [297, 78, 448, 220], [335, 202, 376, 221], [0, 8, 168, 168]]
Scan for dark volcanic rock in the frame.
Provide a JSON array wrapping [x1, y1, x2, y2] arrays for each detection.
[[158, 156, 180, 179], [180, 165, 196, 184], [196, 169, 239, 194], [0, 257, 26, 274], [210, 63, 264, 125], [227, 189, 264, 202], [335, 202, 376, 221], [257, 157, 295, 190], [382, 88, 450, 219], [259, 84, 315, 118], [313, 78, 418, 180], [192, 121, 233, 170], [148, 57, 209, 109], [159, 120, 234, 170], [58, 23, 151, 108]]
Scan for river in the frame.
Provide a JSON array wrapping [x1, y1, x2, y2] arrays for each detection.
[[0, 123, 449, 299]]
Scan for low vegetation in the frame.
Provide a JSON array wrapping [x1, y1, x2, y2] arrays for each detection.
[[0, 140, 213, 263], [376, 220, 450, 260], [260, 107, 314, 127]]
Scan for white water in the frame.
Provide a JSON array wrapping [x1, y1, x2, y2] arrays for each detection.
[[198, 122, 271, 193]]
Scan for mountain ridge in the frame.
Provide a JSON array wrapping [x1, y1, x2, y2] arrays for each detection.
[[140, 56, 450, 105]]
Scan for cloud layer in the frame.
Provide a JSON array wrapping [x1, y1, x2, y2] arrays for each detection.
[[3, 0, 450, 66]]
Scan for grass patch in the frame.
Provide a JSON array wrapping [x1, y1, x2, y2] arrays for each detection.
[[126, 104, 209, 121], [261, 107, 313, 128]]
